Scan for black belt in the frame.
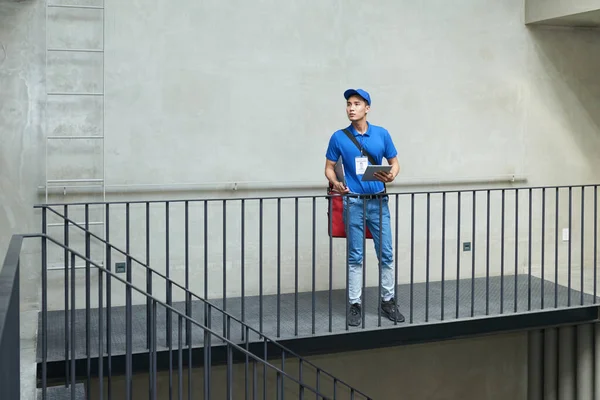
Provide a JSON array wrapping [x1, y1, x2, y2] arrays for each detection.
[[347, 193, 388, 200]]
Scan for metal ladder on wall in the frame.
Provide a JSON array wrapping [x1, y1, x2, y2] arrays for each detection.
[[45, 0, 106, 269]]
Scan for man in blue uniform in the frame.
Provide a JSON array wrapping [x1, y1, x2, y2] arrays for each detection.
[[324, 88, 405, 326]]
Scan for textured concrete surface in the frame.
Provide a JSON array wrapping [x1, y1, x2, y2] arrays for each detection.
[[525, 0, 600, 24], [529, 10, 600, 28], [2, 0, 600, 305], [0, 2, 46, 399], [31, 0, 600, 313], [86, 330, 528, 400], [1, 0, 600, 398]]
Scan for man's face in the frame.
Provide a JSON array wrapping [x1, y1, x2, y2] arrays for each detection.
[[346, 95, 370, 122]]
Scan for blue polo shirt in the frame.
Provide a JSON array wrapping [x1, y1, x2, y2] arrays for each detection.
[[325, 123, 397, 194]]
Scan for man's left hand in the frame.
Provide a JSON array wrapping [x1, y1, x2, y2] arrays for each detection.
[[374, 171, 394, 183]]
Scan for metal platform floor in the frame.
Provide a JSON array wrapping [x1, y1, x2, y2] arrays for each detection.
[[37, 384, 86, 400], [37, 274, 600, 366]]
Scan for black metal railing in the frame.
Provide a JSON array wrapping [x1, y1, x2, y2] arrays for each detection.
[[31, 231, 372, 399], [0, 235, 23, 400], [1, 183, 598, 399], [38, 203, 372, 396], [37, 184, 600, 337]]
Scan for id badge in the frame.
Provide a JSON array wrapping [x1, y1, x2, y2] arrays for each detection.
[[355, 157, 368, 175]]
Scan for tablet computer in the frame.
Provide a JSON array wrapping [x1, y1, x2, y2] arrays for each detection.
[[361, 165, 392, 181]]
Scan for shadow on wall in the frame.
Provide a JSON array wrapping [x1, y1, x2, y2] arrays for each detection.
[[526, 26, 600, 172]]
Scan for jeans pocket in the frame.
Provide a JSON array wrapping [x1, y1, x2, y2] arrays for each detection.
[[345, 196, 359, 206]]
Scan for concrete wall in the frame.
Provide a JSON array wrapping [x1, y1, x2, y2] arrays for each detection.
[[0, 1, 45, 310], [2, 0, 600, 312], [525, 0, 600, 24], [27, 0, 600, 310], [89, 330, 528, 400], [2, 0, 599, 398]]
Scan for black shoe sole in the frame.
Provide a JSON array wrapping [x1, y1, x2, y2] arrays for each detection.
[[348, 319, 361, 327]]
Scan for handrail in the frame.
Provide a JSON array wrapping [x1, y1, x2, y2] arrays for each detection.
[[33, 183, 600, 207], [0, 235, 23, 335], [34, 232, 352, 399], [0, 235, 23, 400], [36, 207, 372, 398]]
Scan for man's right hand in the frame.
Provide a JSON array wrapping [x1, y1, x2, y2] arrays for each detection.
[[331, 181, 349, 193], [325, 159, 349, 193]]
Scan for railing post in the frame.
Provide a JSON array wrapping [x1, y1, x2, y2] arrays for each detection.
[[126, 203, 133, 400], [471, 191, 476, 318], [166, 202, 172, 350], [263, 338, 268, 399], [98, 255, 104, 400], [379, 195, 384, 326], [185, 202, 193, 398], [85, 204, 91, 392], [411, 193, 415, 323], [70, 252, 76, 396], [41, 209, 48, 400], [580, 187, 585, 305], [204, 306, 212, 400], [63, 205, 70, 387], [312, 197, 316, 335], [299, 359, 304, 399], [555, 188, 559, 308], [362, 198, 367, 329], [345, 194, 350, 331], [146, 202, 152, 350], [568, 187, 572, 306], [277, 198, 281, 338], [486, 190, 490, 316], [515, 189, 519, 313], [151, 300, 157, 400], [178, 315, 184, 400], [528, 189, 532, 311], [259, 199, 264, 333], [226, 316, 233, 400], [105, 203, 112, 398], [185, 201, 191, 347], [280, 351, 285, 400], [501, 189, 505, 314], [426, 192, 430, 322], [328, 197, 333, 332], [594, 186, 598, 303], [541, 188, 545, 310], [204, 200, 209, 326], [166, 201, 175, 396], [441, 192, 446, 321], [223, 200, 228, 340], [245, 326, 250, 399], [395, 194, 400, 325], [241, 200, 246, 340], [295, 198, 299, 337]]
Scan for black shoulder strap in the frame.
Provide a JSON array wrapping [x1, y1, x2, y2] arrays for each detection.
[[342, 129, 377, 165]]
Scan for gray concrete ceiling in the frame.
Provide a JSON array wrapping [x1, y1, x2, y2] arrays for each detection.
[[530, 9, 600, 27]]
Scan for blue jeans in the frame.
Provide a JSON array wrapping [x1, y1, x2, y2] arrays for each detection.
[[343, 195, 395, 305]]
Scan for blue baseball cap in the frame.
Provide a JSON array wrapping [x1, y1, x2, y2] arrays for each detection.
[[344, 88, 371, 105]]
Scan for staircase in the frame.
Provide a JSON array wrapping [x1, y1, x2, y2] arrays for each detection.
[[33, 205, 372, 399]]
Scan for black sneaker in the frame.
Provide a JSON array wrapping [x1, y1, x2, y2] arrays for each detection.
[[347, 303, 362, 327], [380, 299, 405, 323]]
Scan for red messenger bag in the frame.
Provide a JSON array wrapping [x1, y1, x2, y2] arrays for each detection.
[[327, 129, 383, 239]]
